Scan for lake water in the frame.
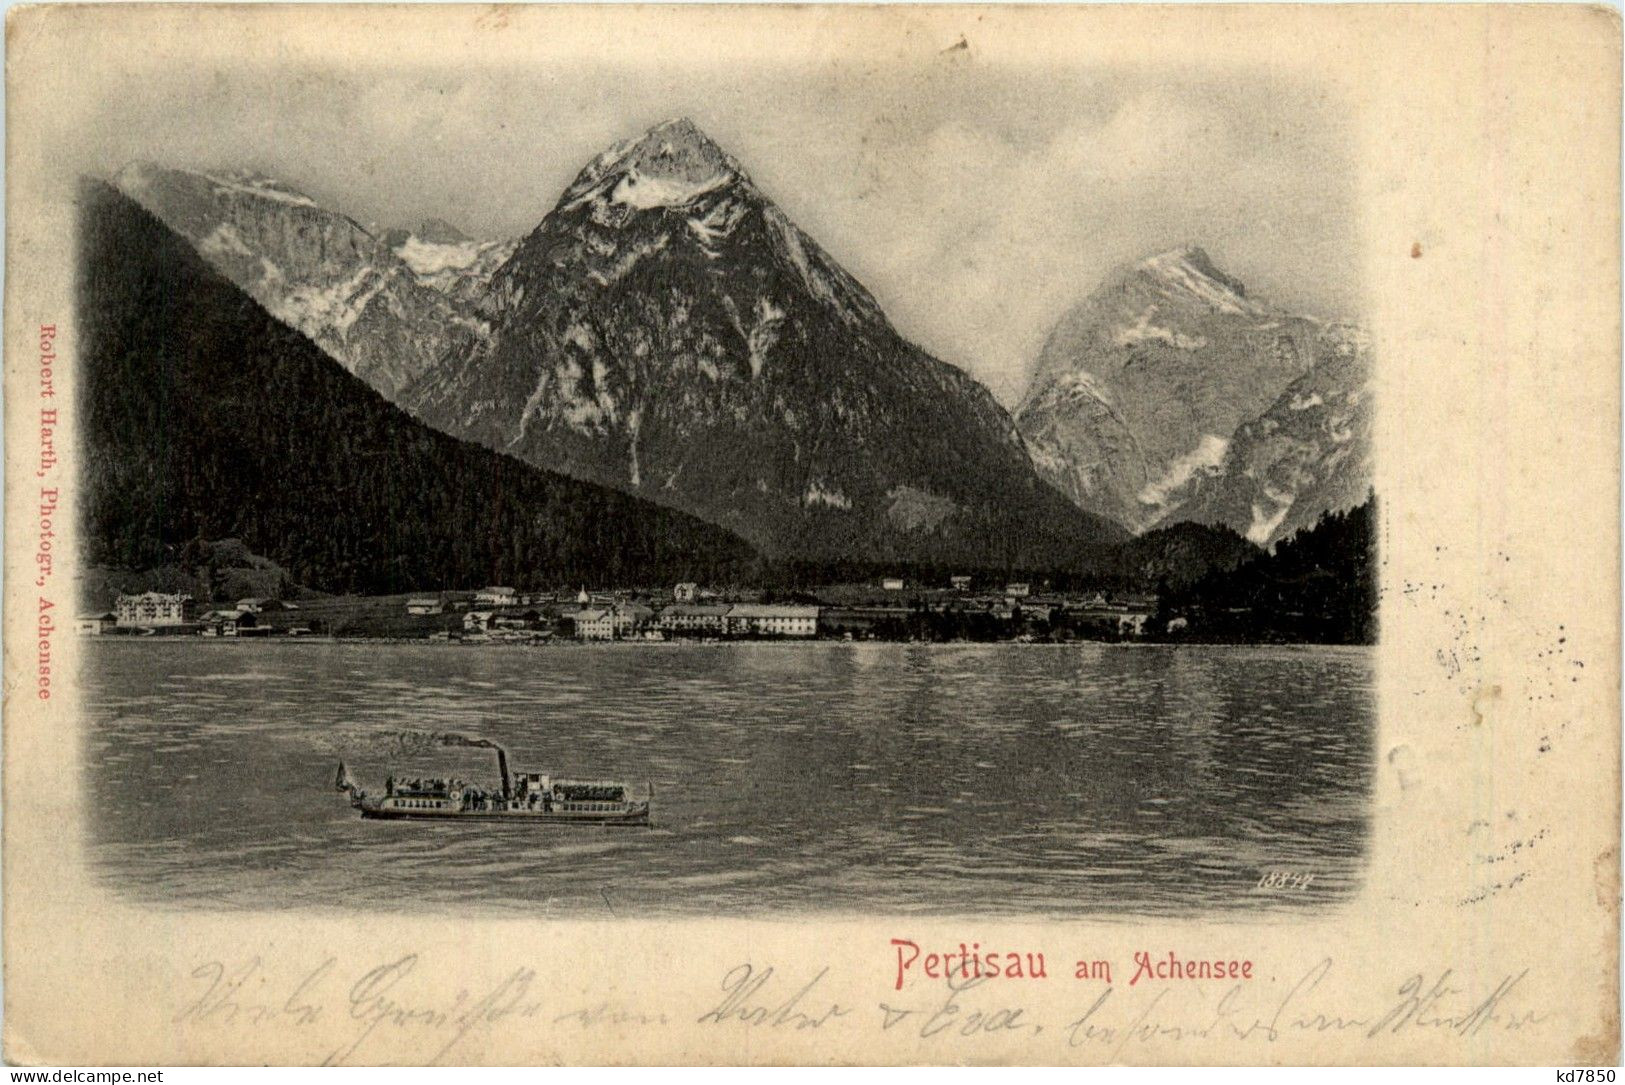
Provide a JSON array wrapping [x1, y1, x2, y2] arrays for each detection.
[[83, 640, 1373, 918]]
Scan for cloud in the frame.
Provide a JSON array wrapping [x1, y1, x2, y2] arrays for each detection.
[[794, 87, 1356, 403]]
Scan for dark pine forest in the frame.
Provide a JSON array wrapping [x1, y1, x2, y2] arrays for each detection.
[[1158, 500, 1377, 644], [77, 180, 763, 596]]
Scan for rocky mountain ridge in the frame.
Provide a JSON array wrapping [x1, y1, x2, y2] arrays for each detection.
[[78, 179, 761, 594], [403, 118, 1127, 566], [112, 162, 515, 399], [1016, 246, 1371, 545], [109, 134, 1368, 560]]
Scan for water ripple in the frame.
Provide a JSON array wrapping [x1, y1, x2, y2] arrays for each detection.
[[82, 640, 1374, 917]]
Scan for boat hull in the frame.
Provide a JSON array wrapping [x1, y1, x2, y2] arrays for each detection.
[[358, 802, 651, 826]]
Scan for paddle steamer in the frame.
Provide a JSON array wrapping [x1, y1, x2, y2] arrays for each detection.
[[334, 740, 651, 825]]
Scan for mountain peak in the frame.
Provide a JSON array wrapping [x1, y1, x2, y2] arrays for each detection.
[[640, 116, 719, 151], [112, 160, 163, 188], [1142, 244, 1221, 281], [560, 117, 748, 213], [415, 217, 470, 244], [619, 116, 738, 184], [1137, 245, 1255, 310], [1158, 244, 1215, 272]]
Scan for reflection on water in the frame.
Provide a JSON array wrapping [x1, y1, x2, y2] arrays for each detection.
[[83, 641, 1373, 917]]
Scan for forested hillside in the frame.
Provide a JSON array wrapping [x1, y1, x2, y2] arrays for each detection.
[[1109, 521, 1261, 589], [1160, 499, 1377, 644], [77, 180, 763, 596]]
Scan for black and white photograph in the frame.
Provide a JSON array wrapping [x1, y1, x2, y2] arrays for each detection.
[[5, 3, 1617, 1068], [70, 37, 1378, 918]]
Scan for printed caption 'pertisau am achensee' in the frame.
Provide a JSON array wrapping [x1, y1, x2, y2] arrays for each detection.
[[891, 941, 1254, 989]]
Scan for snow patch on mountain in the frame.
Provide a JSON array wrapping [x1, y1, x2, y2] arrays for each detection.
[[203, 171, 319, 209], [1114, 307, 1209, 351], [1141, 249, 1263, 316], [114, 162, 160, 196], [564, 324, 597, 353], [1053, 369, 1116, 406], [451, 315, 494, 340], [580, 135, 640, 184], [1023, 435, 1072, 480], [627, 407, 643, 486], [556, 358, 609, 430], [198, 222, 254, 260], [394, 236, 490, 276], [611, 168, 731, 210], [278, 264, 384, 340], [688, 199, 747, 251], [1246, 497, 1294, 545], [804, 481, 852, 510], [588, 234, 671, 287], [747, 297, 785, 378], [1137, 434, 1230, 508], [389, 235, 517, 296], [886, 486, 959, 532], [511, 367, 552, 448], [765, 209, 821, 291]]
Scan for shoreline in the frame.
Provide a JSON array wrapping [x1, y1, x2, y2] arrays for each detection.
[[80, 634, 1375, 650]]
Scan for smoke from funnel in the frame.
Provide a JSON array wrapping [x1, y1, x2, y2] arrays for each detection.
[[434, 732, 499, 751], [364, 729, 504, 755]]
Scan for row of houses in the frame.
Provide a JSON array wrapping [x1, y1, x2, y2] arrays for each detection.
[[880, 577, 1030, 595], [76, 593, 306, 635], [85, 588, 1161, 640], [408, 584, 719, 617], [815, 601, 1153, 637], [80, 592, 202, 634], [464, 603, 824, 641], [197, 608, 316, 637], [110, 593, 303, 624], [406, 588, 539, 615], [654, 603, 817, 639], [496, 598, 1148, 641]]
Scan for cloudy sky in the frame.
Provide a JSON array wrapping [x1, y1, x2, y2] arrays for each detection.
[[76, 37, 1358, 406]]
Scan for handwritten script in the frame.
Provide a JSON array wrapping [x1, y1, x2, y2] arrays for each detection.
[[173, 953, 1548, 1063]]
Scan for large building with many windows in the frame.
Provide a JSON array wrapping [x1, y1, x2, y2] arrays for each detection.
[[723, 604, 820, 638], [658, 604, 729, 636], [114, 592, 196, 628], [575, 604, 656, 640]]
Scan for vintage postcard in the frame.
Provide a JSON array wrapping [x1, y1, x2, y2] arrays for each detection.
[[2, 3, 1619, 1067]]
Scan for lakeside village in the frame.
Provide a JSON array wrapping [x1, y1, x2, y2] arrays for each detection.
[[78, 577, 1179, 644]]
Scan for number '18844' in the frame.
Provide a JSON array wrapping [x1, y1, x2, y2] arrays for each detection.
[[1256, 871, 1315, 890]]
